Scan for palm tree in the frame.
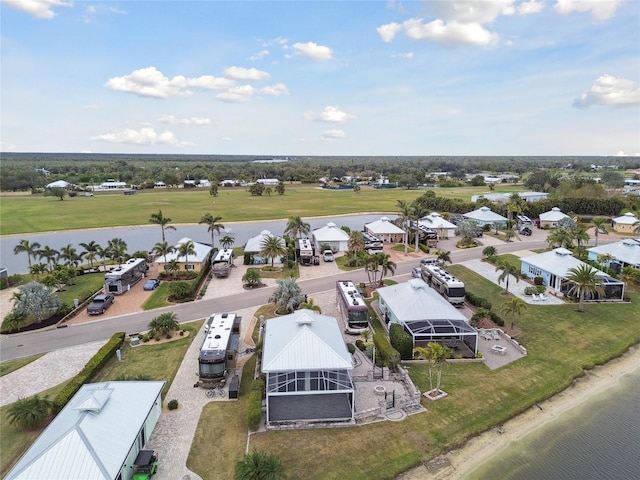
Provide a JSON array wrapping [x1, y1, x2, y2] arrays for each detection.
[[12, 281, 63, 324], [411, 201, 428, 253], [234, 450, 286, 480], [597, 253, 614, 268], [563, 264, 605, 313], [220, 234, 235, 250], [106, 238, 128, 265], [436, 250, 452, 267], [7, 394, 55, 430], [284, 215, 310, 240], [149, 210, 176, 244], [153, 241, 175, 265], [298, 296, 322, 313], [378, 253, 396, 285], [29, 263, 47, 281], [413, 342, 451, 395], [14, 240, 41, 268], [79, 240, 100, 269], [547, 227, 574, 249], [500, 297, 527, 329], [59, 244, 81, 267], [148, 312, 180, 337], [396, 200, 412, 256], [199, 213, 224, 247], [269, 277, 304, 314], [482, 246, 497, 260], [166, 259, 180, 279], [177, 240, 196, 270], [572, 226, 590, 247], [260, 235, 287, 268], [95, 244, 109, 272], [37, 245, 59, 273], [590, 217, 608, 246], [348, 231, 365, 253], [495, 261, 519, 294]]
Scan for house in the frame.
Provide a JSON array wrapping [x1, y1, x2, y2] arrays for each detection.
[[312, 222, 349, 252], [45, 180, 74, 189], [5, 381, 165, 480], [155, 237, 213, 272], [256, 178, 280, 186], [243, 230, 285, 264], [153, 181, 166, 188], [94, 180, 127, 191], [588, 238, 640, 272], [539, 207, 569, 228], [520, 248, 625, 301], [364, 216, 405, 243], [611, 212, 640, 233], [377, 279, 477, 356], [463, 206, 508, 228], [261, 309, 355, 427], [418, 213, 457, 239]]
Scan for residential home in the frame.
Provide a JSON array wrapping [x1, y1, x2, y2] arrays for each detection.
[[419, 212, 457, 239], [463, 206, 508, 228], [261, 309, 355, 428], [45, 180, 74, 189], [611, 212, 640, 233], [243, 230, 285, 264], [312, 222, 349, 252], [364, 216, 405, 243], [588, 238, 640, 272], [539, 207, 569, 228], [155, 237, 213, 272], [5, 381, 165, 480]]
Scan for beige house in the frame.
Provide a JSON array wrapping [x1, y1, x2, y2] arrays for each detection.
[[611, 212, 640, 233], [364, 216, 405, 243], [155, 237, 213, 273]]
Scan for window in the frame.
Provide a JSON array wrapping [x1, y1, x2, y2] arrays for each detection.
[[528, 266, 542, 277], [185, 264, 195, 271]]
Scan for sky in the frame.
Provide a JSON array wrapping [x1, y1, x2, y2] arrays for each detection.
[[1, 0, 639, 157]]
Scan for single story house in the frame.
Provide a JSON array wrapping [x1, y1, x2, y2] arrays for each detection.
[[539, 207, 569, 228], [463, 206, 508, 228], [418, 213, 457, 239], [587, 238, 640, 272], [471, 192, 548, 203], [155, 237, 213, 272], [45, 180, 74, 189], [377, 279, 478, 356], [520, 248, 625, 301], [312, 222, 349, 252], [256, 178, 280, 186], [244, 230, 285, 264], [5, 381, 165, 480], [93, 180, 127, 191], [611, 212, 640, 234], [261, 309, 355, 427], [364, 216, 405, 243]]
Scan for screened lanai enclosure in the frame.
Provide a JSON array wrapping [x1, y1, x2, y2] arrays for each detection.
[[406, 318, 478, 358]]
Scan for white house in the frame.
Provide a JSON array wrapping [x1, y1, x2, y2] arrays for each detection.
[[588, 238, 640, 271], [463, 206, 508, 228], [418, 213, 457, 239], [5, 381, 165, 480], [93, 180, 127, 191], [312, 222, 349, 252], [45, 180, 74, 189], [539, 207, 569, 228], [244, 230, 285, 264], [256, 178, 280, 186], [261, 309, 355, 427], [377, 279, 477, 355], [364, 216, 405, 243], [155, 237, 213, 273]]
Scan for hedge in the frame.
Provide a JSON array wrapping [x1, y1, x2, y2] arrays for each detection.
[[247, 377, 265, 431], [465, 291, 492, 310], [389, 323, 413, 360], [53, 331, 125, 411], [372, 332, 401, 370]]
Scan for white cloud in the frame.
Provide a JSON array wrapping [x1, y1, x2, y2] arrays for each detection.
[[403, 18, 499, 47], [319, 106, 356, 124], [2, 0, 72, 19], [322, 129, 346, 140], [425, 0, 515, 23], [105, 67, 233, 98], [392, 52, 414, 59], [377, 22, 403, 42], [249, 50, 270, 61], [518, 1, 545, 15], [554, 0, 624, 21], [259, 84, 289, 96], [159, 115, 211, 125], [573, 75, 640, 109], [91, 126, 191, 146], [291, 42, 333, 61], [223, 66, 270, 81], [216, 85, 255, 103]]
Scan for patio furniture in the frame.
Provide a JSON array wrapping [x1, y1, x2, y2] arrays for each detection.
[[491, 328, 500, 341], [480, 328, 492, 341], [491, 344, 507, 355], [539, 293, 547, 302], [532, 293, 540, 301]]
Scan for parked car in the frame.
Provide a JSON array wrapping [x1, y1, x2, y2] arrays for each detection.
[[519, 227, 532, 236], [87, 293, 115, 315], [322, 250, 334, 262], [143, 278, 161, 290]]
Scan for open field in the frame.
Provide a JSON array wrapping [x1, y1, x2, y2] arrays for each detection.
[[0, 184, 525, 235]]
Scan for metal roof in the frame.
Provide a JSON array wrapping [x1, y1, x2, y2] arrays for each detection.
[[521, 248, 604, 278], [587, 239, 640, 267], [463, 206, 508, 222], [312, 223, 350, 242], [364, 216, 405, 234], [244, 230, 284, 253], [6, 381, 165, 480], [419, 213, 457, 230], [539, 207, 569, 222], [377, 279, 467, 322], [262, 310, 353, 372], [612, 212, 639, 225], [155, 237, 212, 264]]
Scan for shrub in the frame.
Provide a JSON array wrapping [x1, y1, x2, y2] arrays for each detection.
[[465, 291, 492, 310], [373, 333, 401, 370], [489, 311, 505, 327], [167, 399, 179, 410], [534, 276, 543, 286], [247, 378, 265, 431], [389, 323, 413, 360], [355, 339, 366, 351], [346, 343, 356, 354]]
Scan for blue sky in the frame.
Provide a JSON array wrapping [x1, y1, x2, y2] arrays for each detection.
[[1, 0, 639, 156]]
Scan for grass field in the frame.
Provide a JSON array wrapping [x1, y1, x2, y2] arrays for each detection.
[[0, 184, 525, 235]]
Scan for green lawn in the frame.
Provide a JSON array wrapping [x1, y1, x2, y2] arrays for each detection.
[[0, 354, 44, 377], [0, 184, 515, 235]]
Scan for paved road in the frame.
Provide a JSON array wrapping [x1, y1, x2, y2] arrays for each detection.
[[0, 239, 546, 361]]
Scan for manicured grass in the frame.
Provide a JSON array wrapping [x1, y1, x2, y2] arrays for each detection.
[[0, 354, 44, 377], [0, 184, 508, 235], [141, 283, 172, 310], [55, 272, 104, 305]]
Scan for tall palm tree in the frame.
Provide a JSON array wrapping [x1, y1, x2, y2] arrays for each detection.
[[260, 234, 287, 268], [378, 253, 397, 285], [37, 245, 59, 273], [348, 231, 365, 253], [220, 234, 235, 250], [199, 213, 224, 247], [234, 450, 286, 480], [177, 240, 196, 270], [14, 240, 41, 268], [564, 264, 605, 313], [153, 241, 175, 265], [572, 226, 590, 247], [547, 227, 574, 249], [284, 215, 310, 240], [106, 238, 128, 265], [436, 250, 452, 267], [495, 261, 519, 294], [95, 245, 109, 272], [500, 297, 527, 329], [59, 244, 81, 267], [149, 210, 176, 244], [411, 202, 428, 253], [396, 199, 412, 256], [591, 217, 608, 246], [413, 342, 451, 395], [79, 240, 100, 269]]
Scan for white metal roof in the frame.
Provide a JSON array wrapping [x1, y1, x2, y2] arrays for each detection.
[[45, 180, 72, 188], [463, 206, 508, 222], [365, 216, 405, 234], [612, 212, 639, 225], [5, 381, 165, 480], [539, 207, 569, 222], [155, 237, 212, 264], [521, 248, 605, 278], [419, 212, 457, 230], [244, 230, 284, 253], [312, 223, 350, 242], [262, 310, 353, 372], [588, 239, 640, 267], [377, 279, 467, 322]]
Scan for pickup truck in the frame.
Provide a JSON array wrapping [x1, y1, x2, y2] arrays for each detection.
[[87, 293, 115, 315]]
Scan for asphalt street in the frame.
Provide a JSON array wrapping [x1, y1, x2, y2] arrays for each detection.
[[0, 239, 546, 361]]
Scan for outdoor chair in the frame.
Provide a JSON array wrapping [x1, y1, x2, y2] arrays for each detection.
[[492, 328, 500, 341], [480, 328, 491, 341], [532, 293, 540, 301], [539, 293, 547, 302]]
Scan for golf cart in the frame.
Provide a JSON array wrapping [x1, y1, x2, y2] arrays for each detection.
[[132, 450, 158, 480]]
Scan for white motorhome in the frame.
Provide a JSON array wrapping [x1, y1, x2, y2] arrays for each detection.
[[211, 249, 234, 278]]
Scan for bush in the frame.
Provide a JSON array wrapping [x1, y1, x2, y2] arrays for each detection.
[[346, 343, 356, 354], [534, 276, 543, 286], [373, 333, 401, 370], [465, 291, 492, 310], [389, 323, 413, 360], [167, 399, 179, 410], [355, 339, 366, 351], [247, 378, 265, 431], [489, 311, 505, 327]]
